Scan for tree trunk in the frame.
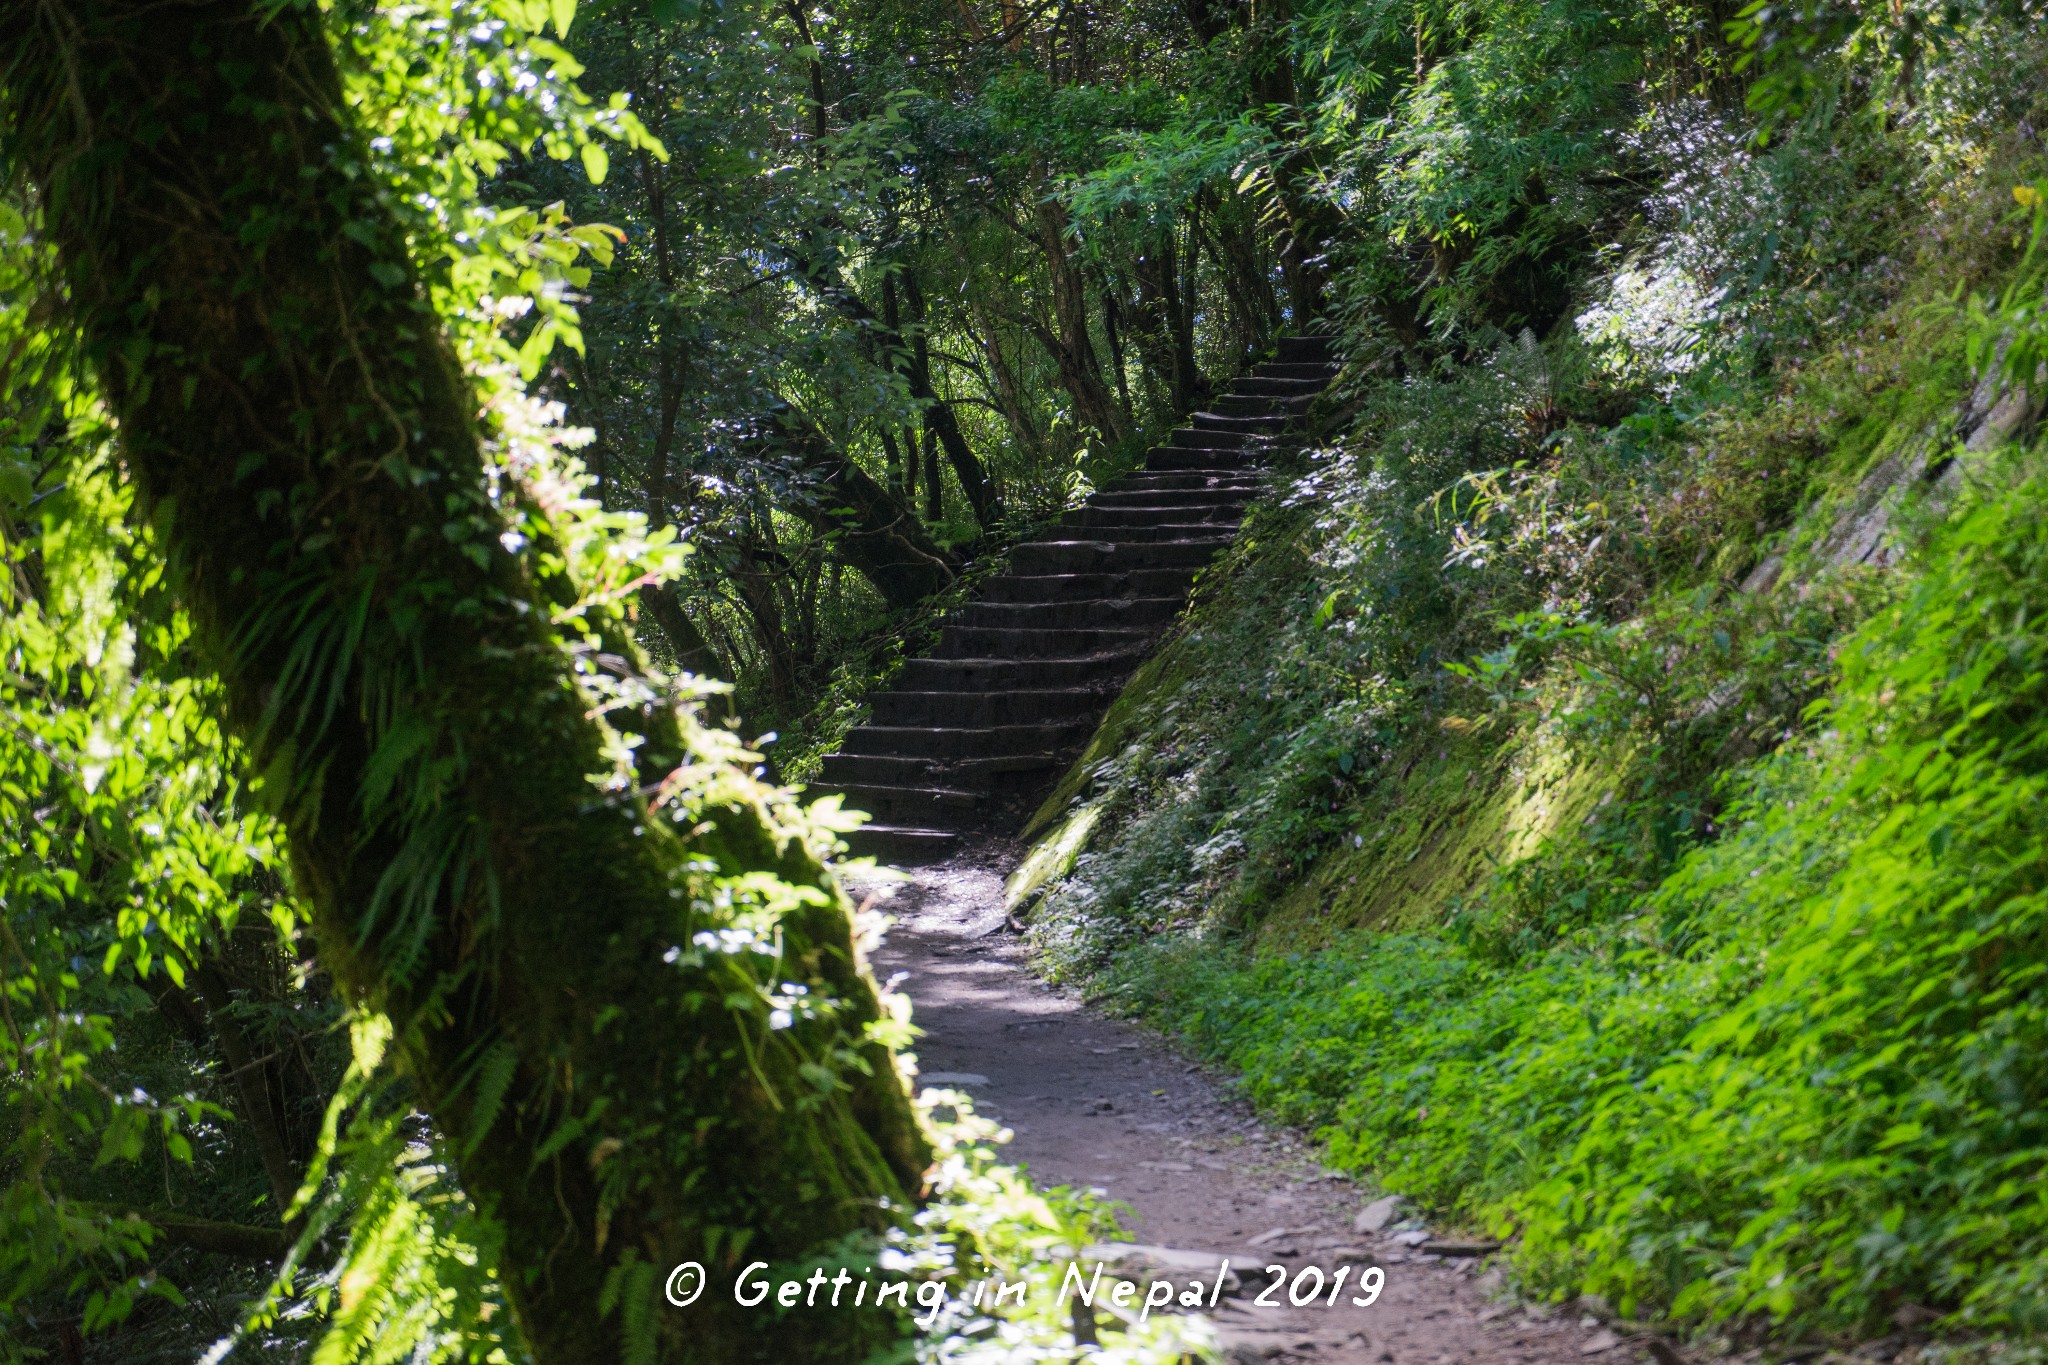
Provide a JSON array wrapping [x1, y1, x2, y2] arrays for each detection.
[[921, 420, 944, 523], [1192, 192, 1277, 366], [1098, 272, 1134, 424], [733, 530, 802, 704], [899, 266, 997, 529], [880, 425, 908, 499], [1133, 224, 1209, 416], [964, 292, 1047, 463], [788, 251, 997, 528], [0, 6, 928, 1364], [1243, 0, 1329, 317], [637, 583, 729, 681], [625, 104, 730, 686], [1031, 197, 1126, 443], [764, 403, 959, 610], [187, 962, 310, 1224]]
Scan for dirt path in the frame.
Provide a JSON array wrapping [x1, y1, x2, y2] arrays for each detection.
[[856, 843, 1622, 1365]]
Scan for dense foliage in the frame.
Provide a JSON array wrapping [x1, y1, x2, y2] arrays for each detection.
[[0, 1, 1206, 1361], [4, 0, 2048, 1354], [1013, 0, 2048, 1351]]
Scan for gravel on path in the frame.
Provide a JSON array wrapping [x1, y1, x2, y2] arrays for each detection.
[[855, 842, 1630, 1365]]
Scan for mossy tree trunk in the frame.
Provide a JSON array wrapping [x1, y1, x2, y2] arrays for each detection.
[[0, 4, 928, 1362]]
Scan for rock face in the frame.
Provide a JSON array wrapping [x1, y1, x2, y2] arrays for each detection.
[[816, 335, 1342, 861]]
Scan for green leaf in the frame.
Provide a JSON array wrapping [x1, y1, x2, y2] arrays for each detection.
[[580, 140, 609, 186], [551, 0, 576, 36]]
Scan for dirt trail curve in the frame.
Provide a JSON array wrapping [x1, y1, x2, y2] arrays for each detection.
[[856, 843, 1621, 1365]]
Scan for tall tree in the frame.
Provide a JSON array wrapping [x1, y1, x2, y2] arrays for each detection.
[[0, 5, 926, 1363]]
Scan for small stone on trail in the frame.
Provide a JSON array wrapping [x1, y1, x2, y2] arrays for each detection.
[[1581, 1331, 1619, 1355], [1393, 1229, 1432, 1247], [1248, 1225, 1316, 1246], [1082, 1242, 1243, 1294], [920, 1071, 989, 1086], [1356, 1194, 1407, 1233]]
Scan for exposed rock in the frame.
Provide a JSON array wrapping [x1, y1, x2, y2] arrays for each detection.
[[919, 1071, 990, 1086], [1082, 1242, 1244, 1295], [1355, 1193, 1408, 1233], [1248, 1224, 1318, 1246], [1740, 552, 1784, 594]]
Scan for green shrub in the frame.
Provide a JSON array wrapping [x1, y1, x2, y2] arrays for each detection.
[[1087, 453, 2048, 1339]]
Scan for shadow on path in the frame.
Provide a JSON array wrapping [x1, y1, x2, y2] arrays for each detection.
[[855, 842, 1623, 1365]]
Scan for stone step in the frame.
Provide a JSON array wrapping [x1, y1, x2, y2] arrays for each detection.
[[819, 752, 939, 787], [838, 721, 1095, 758], [1008, 537, 1233, 575], [870, 688, 1113, 727], [1169, 426, 1252, 449], [1085, 487, 1254, 509], [1191, 411, 1290, 433], [1276, 334, 1334, 364], [946, 601, 1179, 642], [898, 654, 1144, 690], [1256, 361, 1340, 381], [1144, 447, 1261, 473], [1111, 471, 1266, 492], [842, 824, 962, 862], [1231, 375, 1328, 397], [1214, 393, 1309, 418], [817, 750, 1068, 790], [1100, 489, 1255, 508], [1061, 512, 1244, 537], [936, 623, 1159, 658], [832, 782, 985, 825], [809, 332, 1335, 857], [977, 570, 1199, 603]]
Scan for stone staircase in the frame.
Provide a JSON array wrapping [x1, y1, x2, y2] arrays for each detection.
[[813, 333, 1340, 861]]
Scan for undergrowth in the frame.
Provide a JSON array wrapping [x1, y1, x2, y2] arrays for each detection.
[[1103, 456, 2048, 1340], [1016, 33, 2048, 1349]]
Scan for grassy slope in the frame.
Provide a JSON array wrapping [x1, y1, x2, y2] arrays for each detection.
[[1008, 116, 2048, 1349]]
